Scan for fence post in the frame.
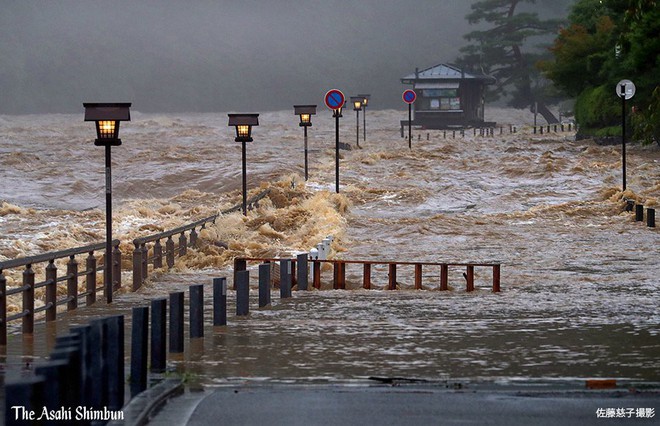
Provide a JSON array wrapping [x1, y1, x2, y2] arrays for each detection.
[[4, 376, 45, 426], [363, 263, 371, 289], [213, 277, 227, 326], [190, 284, 204, 338], [440, 264, 448, 291], [69, 324, 90, 407], [414, 264, 423, 290], [259, 263, 271, 307], [35, 360, 69, 412], [0, 271, 6, 346], [141, 242, 148, 282], [132, 242, 143, 291], [636, 204, 644, 221], [106, 316, 124, 411], [466, 265, 475, 292], [493, 265, 501, 292], [169, 291, 184, 353], [297, 253, 308, 291], [87, 320, 103, 408], [333, 261, 340, 290], [179, 232, 187, 257], [67, 255, 78, 311], [166, 236, 175, 268], [151, 298, 167, 373], [280, 259, 292, 299], [339, 262, 346, 289], [313, 260, 321, 289], [388, 263, 397, 290], [86, 252, 97, 306], [234, 258, 247, 290], [154, 239, 163, 269], [23, 264, 35, 334], [45, 259, 57, 321], [236, 270, 250, 316], [647, 208, 655, 227], [190, 227, 198, 248], [113, 243, 122, 291], [130, 306, 149, 397]]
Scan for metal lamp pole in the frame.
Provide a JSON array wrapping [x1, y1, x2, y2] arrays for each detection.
[[241, 140, 247, 215], [294, 105, 316, 181], [228, 113, 260, 216], [84, 102, 131, 304], [356, 108, 360, 149]]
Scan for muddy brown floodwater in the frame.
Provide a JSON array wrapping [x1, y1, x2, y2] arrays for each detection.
[[1, 108, 658, 391]]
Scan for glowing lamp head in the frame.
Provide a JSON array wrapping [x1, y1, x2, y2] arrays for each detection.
[[83, 102, 131, 146], [294, 105, 317, 127], [358, 94, 370, 108], [350, 96, 362, 111], [228, 113, 259, 142]]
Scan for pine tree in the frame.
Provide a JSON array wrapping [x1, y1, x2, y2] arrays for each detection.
[[457, 0, 569, 123]]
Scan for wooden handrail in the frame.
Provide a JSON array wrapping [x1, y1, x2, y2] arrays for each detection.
[[0, 239, 119, 271]]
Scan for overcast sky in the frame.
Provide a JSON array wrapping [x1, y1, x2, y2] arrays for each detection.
[[0, 0, 569, 114]]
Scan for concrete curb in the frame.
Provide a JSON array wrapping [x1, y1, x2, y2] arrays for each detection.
[[109, 378, 183, 426]]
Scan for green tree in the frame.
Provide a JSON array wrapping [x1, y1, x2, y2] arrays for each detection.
[[457, 0, 569, 123], [541, 0, 659, 143]]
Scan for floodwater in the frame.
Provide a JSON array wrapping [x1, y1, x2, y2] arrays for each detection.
[[1, 108, 659, 390]]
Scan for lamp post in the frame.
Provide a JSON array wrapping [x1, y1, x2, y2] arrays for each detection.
[[358, 94, 370, 142], [293, 105, 316, 181], [350, 96, 362, 149], [228, 113, 259, 215], [83, 102, 131, 303]]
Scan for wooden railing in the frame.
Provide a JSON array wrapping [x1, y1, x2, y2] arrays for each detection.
[[0, 240, 121, 345], [0, 190, 271, 346], [235, 257, 501, 292], [131, 189, 270, 291]]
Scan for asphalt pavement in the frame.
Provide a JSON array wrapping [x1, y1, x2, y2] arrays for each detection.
[[148, 383, 659, 426]]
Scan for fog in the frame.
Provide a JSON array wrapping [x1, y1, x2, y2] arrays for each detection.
[[0, 0, 568, 114]]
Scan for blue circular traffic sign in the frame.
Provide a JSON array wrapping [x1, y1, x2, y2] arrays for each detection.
[[325, 89, 345, 110], [402, 89, 416, 104]]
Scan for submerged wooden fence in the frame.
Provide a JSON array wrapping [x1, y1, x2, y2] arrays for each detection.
[[236, 257, 501, 292]]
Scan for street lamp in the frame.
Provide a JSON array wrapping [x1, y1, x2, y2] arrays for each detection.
[[358, 93, 370, 142], [83, 102, 131, 303], [228, 113, 259, 215], [293, 105, 317, 181], [350, 97, 362, 149]]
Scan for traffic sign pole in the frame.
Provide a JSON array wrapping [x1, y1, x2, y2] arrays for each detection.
[[621, 83, 627, 191], [402, 90, 416, 150], [616, 79, 635, 191], [335, 112, 340, 193], [325, 89, 345, 194], [408, 103, 412, 150]]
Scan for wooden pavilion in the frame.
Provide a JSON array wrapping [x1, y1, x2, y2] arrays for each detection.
[[400, 63, 496, 130]]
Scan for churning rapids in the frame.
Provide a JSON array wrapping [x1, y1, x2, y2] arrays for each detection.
[[0, 108, 658, 387]]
